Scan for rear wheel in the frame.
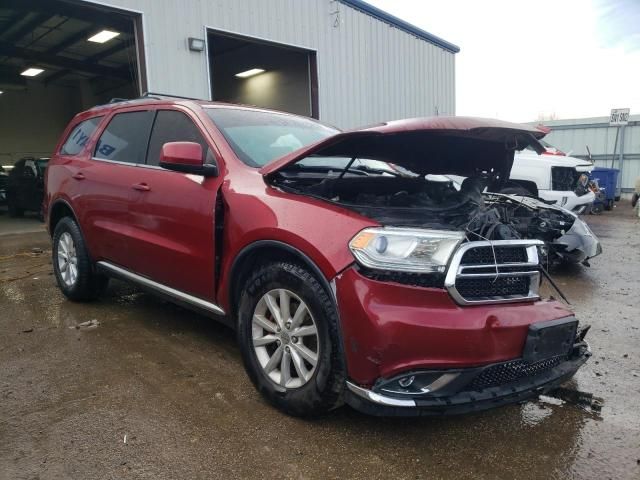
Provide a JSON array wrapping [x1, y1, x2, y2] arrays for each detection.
[[237, 261, 345, 416], [52, 217, 108, 301]]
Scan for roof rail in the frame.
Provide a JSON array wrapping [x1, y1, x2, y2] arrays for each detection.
[[142, 91, 205, 101], [95, 92, 206, 109]]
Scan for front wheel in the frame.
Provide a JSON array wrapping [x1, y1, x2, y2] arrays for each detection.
[[590, 203, 604, 215], [237, 262, 346, 416], [52, 217, 109, 301]]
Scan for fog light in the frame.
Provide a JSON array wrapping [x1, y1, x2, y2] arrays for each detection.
[[398, 375, 415, 388]]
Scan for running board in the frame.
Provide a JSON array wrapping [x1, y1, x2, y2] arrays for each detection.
[[96, 261, 226, 316]]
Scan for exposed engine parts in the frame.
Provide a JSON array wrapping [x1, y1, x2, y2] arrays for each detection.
[[275, 172, 600, 266]]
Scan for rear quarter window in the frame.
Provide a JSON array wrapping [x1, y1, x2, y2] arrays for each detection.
[[59, 117, 103, 155]]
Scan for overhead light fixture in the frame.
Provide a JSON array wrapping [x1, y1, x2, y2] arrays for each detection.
[[235, 68, 265, 78], [21, 67, 44, 77], [88, 30, 120, 44], [0, 91, 3, 95], [188, 37, 205, 52]]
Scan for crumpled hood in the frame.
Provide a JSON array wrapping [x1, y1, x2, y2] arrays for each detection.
[[261, 116, 547, 178]]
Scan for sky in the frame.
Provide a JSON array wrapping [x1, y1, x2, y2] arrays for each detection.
[[367, 0, 640, 122]]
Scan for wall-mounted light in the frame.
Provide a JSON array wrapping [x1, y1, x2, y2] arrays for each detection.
[[235, 68, 265, 78], [0, 90, 3, 95], [88, 30, 120, 44], [188, 37, 205, 52], [21, 68, 44, 77]]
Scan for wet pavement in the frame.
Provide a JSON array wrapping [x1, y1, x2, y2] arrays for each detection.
[[1, 206, 639, 479], [0, 210, 44, 237]]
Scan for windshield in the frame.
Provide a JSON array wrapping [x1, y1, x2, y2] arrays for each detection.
[[205, 107, 338, 167]]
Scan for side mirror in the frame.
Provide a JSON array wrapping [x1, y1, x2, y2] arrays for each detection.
[[159, 142, 218, 177]]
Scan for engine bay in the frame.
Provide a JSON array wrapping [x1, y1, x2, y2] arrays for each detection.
[[273, 173, 576, 246]]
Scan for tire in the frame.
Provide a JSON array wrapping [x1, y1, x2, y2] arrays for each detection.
[[590, 203, 603, 215], [237, 261, 346, 417], [604, 199, 614, 211], [52, 217, 109, 301], [7, 200, 23, 218]]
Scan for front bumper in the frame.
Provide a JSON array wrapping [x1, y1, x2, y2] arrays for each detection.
[[538, 190, 594, 213], [334, 267, 575, 385], [345, 334, 590, 416], [552, 217, 602, 263]]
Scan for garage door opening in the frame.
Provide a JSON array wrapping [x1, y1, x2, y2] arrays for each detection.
[[0, 0, 144, 166], [0, 0, 144, 227], [208, 30, 318, 118]]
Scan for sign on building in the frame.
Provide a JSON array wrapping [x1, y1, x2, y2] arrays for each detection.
[[609, 108, 630, 126]]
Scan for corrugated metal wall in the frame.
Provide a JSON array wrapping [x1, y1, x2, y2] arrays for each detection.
[[83, 0, 455, 128], [540, 115, 640, 190]]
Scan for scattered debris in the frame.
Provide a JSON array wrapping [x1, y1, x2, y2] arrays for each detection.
[[69, 319, 100, 330], [21, 328, 33, 333], [548, 387, 604, 413], [31, 248, 44, 255], [538, 395, 565, 406], [123, 434, 127, 444]]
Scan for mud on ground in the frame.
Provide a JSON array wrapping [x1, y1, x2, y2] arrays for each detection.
[[1, 206, 639, 479]]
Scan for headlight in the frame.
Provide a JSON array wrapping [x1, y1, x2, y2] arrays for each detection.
[[349, 227, 465, 273]]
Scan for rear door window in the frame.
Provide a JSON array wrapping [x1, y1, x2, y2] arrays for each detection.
[[59, 117, 103, 155], [146, 110, 211, 166], [94, 111, 155, 164]]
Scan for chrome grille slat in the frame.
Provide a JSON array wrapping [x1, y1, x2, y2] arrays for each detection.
[[445, 240, 543, 305]]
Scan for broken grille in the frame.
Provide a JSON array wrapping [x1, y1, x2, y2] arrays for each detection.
[[444, 240, 542, 305]]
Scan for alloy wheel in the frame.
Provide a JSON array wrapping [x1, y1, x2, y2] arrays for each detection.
[[252, 288, 320, 389], [57, 232, 78, 287]]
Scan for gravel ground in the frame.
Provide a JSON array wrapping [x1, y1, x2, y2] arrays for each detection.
[[1, 205, 639, 480]]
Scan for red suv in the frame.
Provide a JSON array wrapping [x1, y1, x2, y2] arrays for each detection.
[[45, 96, 590, 416]]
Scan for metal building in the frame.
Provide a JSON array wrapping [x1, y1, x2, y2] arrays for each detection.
[[0, 0, 459, 166], [541, 115, 640, 192]]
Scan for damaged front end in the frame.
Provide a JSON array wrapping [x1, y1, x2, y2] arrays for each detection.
[[261, 117, 593, 415], [265, 124, 600, 267], [482, 193, 602, 266], [345, 321, 591, 416]]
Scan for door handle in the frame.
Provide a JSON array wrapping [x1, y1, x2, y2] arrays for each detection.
[[132, 182, 151, 192], [72, 172, 85, 180]]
